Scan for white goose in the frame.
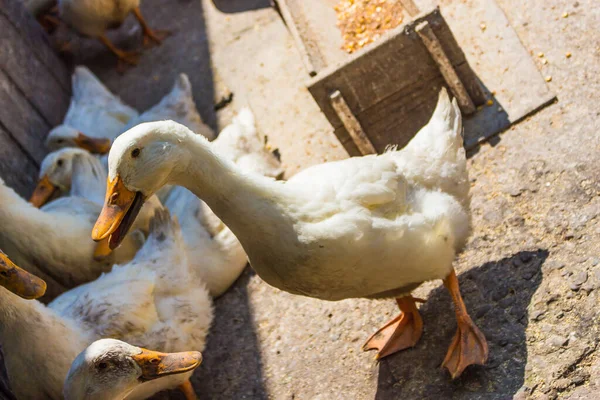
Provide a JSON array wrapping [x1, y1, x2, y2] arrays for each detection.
[[123, 73, 215, 142], [64, 339, 202, 400], [92, 89, 488, 378], [0, 177, 156, 299], [0, 208, 212, 399], [30, 147, 108, 207], [46, 66, 138, 155], [163, 107, 283, 297]]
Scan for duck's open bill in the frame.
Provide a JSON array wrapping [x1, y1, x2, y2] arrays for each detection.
[[73, 132, 111, 154], [93, 238, 113, 260], [132, 348, 202, 382], [92, 175, 145, 250], [0, 251, 47, 299], [29, 175, 58, 207]]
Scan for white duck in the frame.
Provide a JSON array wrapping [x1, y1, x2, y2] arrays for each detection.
[[93, 89, 488, 378], [29, 146, 165, 260], [0, 208, 212, 399], [58, 0, 168, 65], [124, 73, 216, 204], [46, 66, 138, 155], [30, 147, 108, 207], [163, 107, 283, 297], [0, 177, 156, 299], [123, 73, 215, 141], [64, 339, 202, 400]]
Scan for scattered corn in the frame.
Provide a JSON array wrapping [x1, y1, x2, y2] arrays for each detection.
[[545, 76, 552, 82], [565, 52, 572, 58], [480, 23, 487, 31], [335, 0, 405, 53], [542, 59, 548, 65], [537, 52, 544, 58], [562, 12, 569, 18], [486, 99, 494, 106]]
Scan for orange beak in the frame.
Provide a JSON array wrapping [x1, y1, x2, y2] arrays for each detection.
[[29, 175, 59, 207], [93, 238, 113, 260], [0, 252, 47, 299], [132, 348, 202, 382], [92, 175, 145, 250], [73, 132, 111, 154]]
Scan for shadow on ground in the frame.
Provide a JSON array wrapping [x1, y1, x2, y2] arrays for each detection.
[[193, 268, 268, 399], [375, 249, 548, 399], [150, 268, 267, 399], [212, 0, 272, 14]]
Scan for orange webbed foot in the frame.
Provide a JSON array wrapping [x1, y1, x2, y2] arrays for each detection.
[[442, 315, 488, 378], [442, 269, 489, 378], [362, 296, 424, 359]]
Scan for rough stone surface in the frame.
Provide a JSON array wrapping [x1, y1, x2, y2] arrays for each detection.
[[14, 0, 600, 399]]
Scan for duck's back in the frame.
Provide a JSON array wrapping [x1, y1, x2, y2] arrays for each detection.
[[65, 67, 138, 140], [248, 92, 470, 300]]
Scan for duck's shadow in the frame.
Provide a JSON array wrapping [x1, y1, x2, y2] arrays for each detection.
[[375, 249, 548, 399]]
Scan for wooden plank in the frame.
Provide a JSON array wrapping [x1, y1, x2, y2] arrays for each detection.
[[0, 124, 39, 199], [274, 0, 326, 76], [0, 68, 50, 164], [307, 8, 485, 132], [329, 90, 376, 155], [416, 21, 475, 114], [399, 0, 420, 16], [417, 0, 556, 149], [333, 74, 447, 155], [0, 13, 70, 127], [0, 0, 70, 92]]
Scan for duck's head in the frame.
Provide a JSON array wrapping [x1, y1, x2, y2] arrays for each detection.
[[30, 148, 92, 207], [46, 124, 111, 154], [64, 339, 202, 400], [91, 121, 194, 249], [0, 249, 46, 299]]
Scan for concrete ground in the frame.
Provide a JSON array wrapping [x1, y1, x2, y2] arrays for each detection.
[[55, 0, 599, 398]]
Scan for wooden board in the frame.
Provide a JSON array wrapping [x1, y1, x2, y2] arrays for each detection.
[[423, 0, 557, 149], [0, 124, 39, 199], [0, 0, 70, 196], [308, 8, 486, 155], [286, 0, 554, 154], [0, 68, 51, 164], [0, 0, 70, 92]]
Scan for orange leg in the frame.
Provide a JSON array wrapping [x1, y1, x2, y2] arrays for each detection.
[[362, 295, 424, 359], [98, 35, 140, 68], [132, 7, 171, 47], [442, 270, 488, 378], [177, 380, 197, 400]]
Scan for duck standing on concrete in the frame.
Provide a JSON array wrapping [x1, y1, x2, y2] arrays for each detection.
[[91, 89, 488, 378]]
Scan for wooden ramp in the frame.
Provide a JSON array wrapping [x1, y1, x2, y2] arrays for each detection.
[[0, 0, 70, 197]]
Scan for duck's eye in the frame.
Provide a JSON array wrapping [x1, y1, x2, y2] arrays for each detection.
[[131, 148, 141, 158], [0, 271, 8, 277], [56, 159, 64, 167], [56, 139, 64, 144], [97, 362, 108, 370]]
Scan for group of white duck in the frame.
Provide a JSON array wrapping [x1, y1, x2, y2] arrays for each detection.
[[0, 67, 489, 400]]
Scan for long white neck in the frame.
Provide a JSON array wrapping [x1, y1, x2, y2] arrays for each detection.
[[0, 287, 88, 399], [169, 135, 302, 283], [70, 152, 107, 204], [0, 183, 105, 294]]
